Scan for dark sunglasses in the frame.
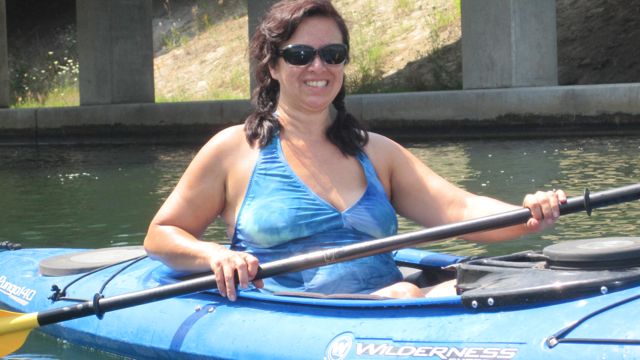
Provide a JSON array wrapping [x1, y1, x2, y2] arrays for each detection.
[[278, 43, 349, 66]]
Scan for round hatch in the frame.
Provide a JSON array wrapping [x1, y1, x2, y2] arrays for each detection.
[[543, 237, 640, 268], [39, 246, 147, 276]]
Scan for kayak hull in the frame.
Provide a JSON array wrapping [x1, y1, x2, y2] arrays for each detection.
[[2, 247, 640, 359]]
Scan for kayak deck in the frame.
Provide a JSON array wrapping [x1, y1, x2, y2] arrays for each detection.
[[2, 243, 640, 359]]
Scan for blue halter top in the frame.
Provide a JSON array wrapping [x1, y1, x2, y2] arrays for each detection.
[[231, 135, 401, 294]]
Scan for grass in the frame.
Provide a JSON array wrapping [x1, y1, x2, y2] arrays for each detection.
[[10, 0, 462, 107], [162, 27, 190, 51], [9, 25, 79, 108], [346, 6, 388, 94], [393, 0, 415, 15], [421, 1, 463, 90], [13, 85, 79, 108]]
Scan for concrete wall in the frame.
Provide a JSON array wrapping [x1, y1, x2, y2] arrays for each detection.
[[462, 0, 558, 89], [2, 84, 639, 145], [76, 0, 154, 105], [0, 0, 8, 108]]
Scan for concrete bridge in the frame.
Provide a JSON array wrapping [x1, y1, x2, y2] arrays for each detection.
[[0, 0, 639, 144]]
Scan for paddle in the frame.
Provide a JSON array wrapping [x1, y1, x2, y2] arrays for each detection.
[[1, 183, 640, 356]]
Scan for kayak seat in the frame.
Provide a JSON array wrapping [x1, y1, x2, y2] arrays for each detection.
[[271, 266, 456, 300], [393, 248, 463, 290], [399, 265, 457, 289]]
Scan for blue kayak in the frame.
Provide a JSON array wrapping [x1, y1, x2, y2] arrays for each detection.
[[2, 238, 640, 359]]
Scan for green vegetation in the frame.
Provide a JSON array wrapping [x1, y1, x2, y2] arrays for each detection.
[[162, 27, 190, 51], [9, 25, 79, 108], [393, 0, 415, 16], [422, 1, 463, 90], [345, 2, 388, 94], [340, 0, 462, 94]]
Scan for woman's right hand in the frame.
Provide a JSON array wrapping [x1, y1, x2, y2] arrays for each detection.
[[209, 248, 263, 301]]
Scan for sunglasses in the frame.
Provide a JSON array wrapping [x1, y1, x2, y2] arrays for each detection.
[[278, 43, 349, 66]]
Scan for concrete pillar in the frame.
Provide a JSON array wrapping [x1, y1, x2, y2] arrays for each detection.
[[0, 0, 9, 107], [248, 0, 277, 92], [461, 0, 558, 89], [77, 0, 154, 105]]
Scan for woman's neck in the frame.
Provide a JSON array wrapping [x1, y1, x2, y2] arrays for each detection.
[[276, 104, 332, 144]]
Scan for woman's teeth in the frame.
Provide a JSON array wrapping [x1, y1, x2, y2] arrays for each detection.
[[305, 80, 328, 87]]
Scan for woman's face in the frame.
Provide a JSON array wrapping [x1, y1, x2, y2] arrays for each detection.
[[270, 16, 345, 115]]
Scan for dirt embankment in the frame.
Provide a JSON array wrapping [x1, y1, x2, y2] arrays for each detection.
[[147, 0, 640, 99], [556, 0, 640, 85]]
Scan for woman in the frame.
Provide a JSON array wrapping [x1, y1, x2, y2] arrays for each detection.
[[144, 0, 566, 301]]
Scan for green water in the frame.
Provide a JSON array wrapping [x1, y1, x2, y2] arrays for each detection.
[[1, 136, 639, 359]]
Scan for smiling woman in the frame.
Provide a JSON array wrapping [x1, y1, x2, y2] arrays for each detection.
[[143, 0, 566, 302], [268, 16, 348, 119]]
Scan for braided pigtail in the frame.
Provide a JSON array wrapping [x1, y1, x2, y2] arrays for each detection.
[[326, 82, 369, 156], [244, 61, 281, 147]]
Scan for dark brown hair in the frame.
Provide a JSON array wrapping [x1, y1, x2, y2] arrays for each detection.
[[244, 0, 368, 156]]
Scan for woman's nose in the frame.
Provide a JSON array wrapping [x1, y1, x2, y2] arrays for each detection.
[[307, 54, 327, 70]]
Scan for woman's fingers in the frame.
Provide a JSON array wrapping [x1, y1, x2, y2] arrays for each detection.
[[223, 262, 237, 300], [538, 191, 556, 224], [210, 250, 262, 301], [523, 189, 567, 232], [244, 253, 263, 288], [556, 189, 568, 205], [212, 261, 227, 298], [524, 193, 542, 220]]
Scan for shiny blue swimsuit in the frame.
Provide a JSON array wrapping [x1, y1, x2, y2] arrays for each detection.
[[231, 135, 402, 294]]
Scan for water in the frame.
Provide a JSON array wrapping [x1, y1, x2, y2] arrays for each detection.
[[1, 136, 639, 359]]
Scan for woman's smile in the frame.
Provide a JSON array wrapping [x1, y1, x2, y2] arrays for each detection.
[[305, 80, 329, 88]]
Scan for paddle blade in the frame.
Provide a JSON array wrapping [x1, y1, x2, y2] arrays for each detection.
[[0, 329, 31, 356], [0, 309, 38, 356]]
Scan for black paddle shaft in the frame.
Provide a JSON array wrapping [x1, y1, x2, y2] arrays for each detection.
[[38, 183, 640, 327]]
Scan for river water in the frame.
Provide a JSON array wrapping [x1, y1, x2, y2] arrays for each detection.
[[1, 135, 639, 359]]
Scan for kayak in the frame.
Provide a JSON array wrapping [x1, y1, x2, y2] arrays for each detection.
[[2, 238, 640, 360]]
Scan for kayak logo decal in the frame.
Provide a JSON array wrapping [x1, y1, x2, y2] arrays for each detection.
[[325, 332, 354, 360], [355, 343, 518, 359], [0, 275, 37, 306], [325, 332, 519, 359]]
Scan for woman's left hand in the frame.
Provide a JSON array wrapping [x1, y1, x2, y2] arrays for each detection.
[[523, 189, 568, 232]]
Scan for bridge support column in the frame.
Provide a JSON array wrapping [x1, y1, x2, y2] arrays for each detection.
[[461, 0, 558, 89], [247, 0, 277, 92], [76, 0, 154, 105]]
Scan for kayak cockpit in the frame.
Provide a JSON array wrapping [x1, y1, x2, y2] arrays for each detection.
[[29, 237, 640, 309], [148, 248, 464, 308]]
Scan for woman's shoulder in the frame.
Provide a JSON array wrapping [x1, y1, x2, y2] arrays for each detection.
[[192, 125, 254, 165], [201, 125, 250, 152], [364, 132, 404, 159], [209, 124, 246, 144], [361, 132, 406, 181]]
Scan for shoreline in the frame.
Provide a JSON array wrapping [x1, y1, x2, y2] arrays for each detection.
[[1, 83, 639, 145]]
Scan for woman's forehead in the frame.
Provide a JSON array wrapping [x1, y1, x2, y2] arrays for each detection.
[[285, 16, 343, 46]]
